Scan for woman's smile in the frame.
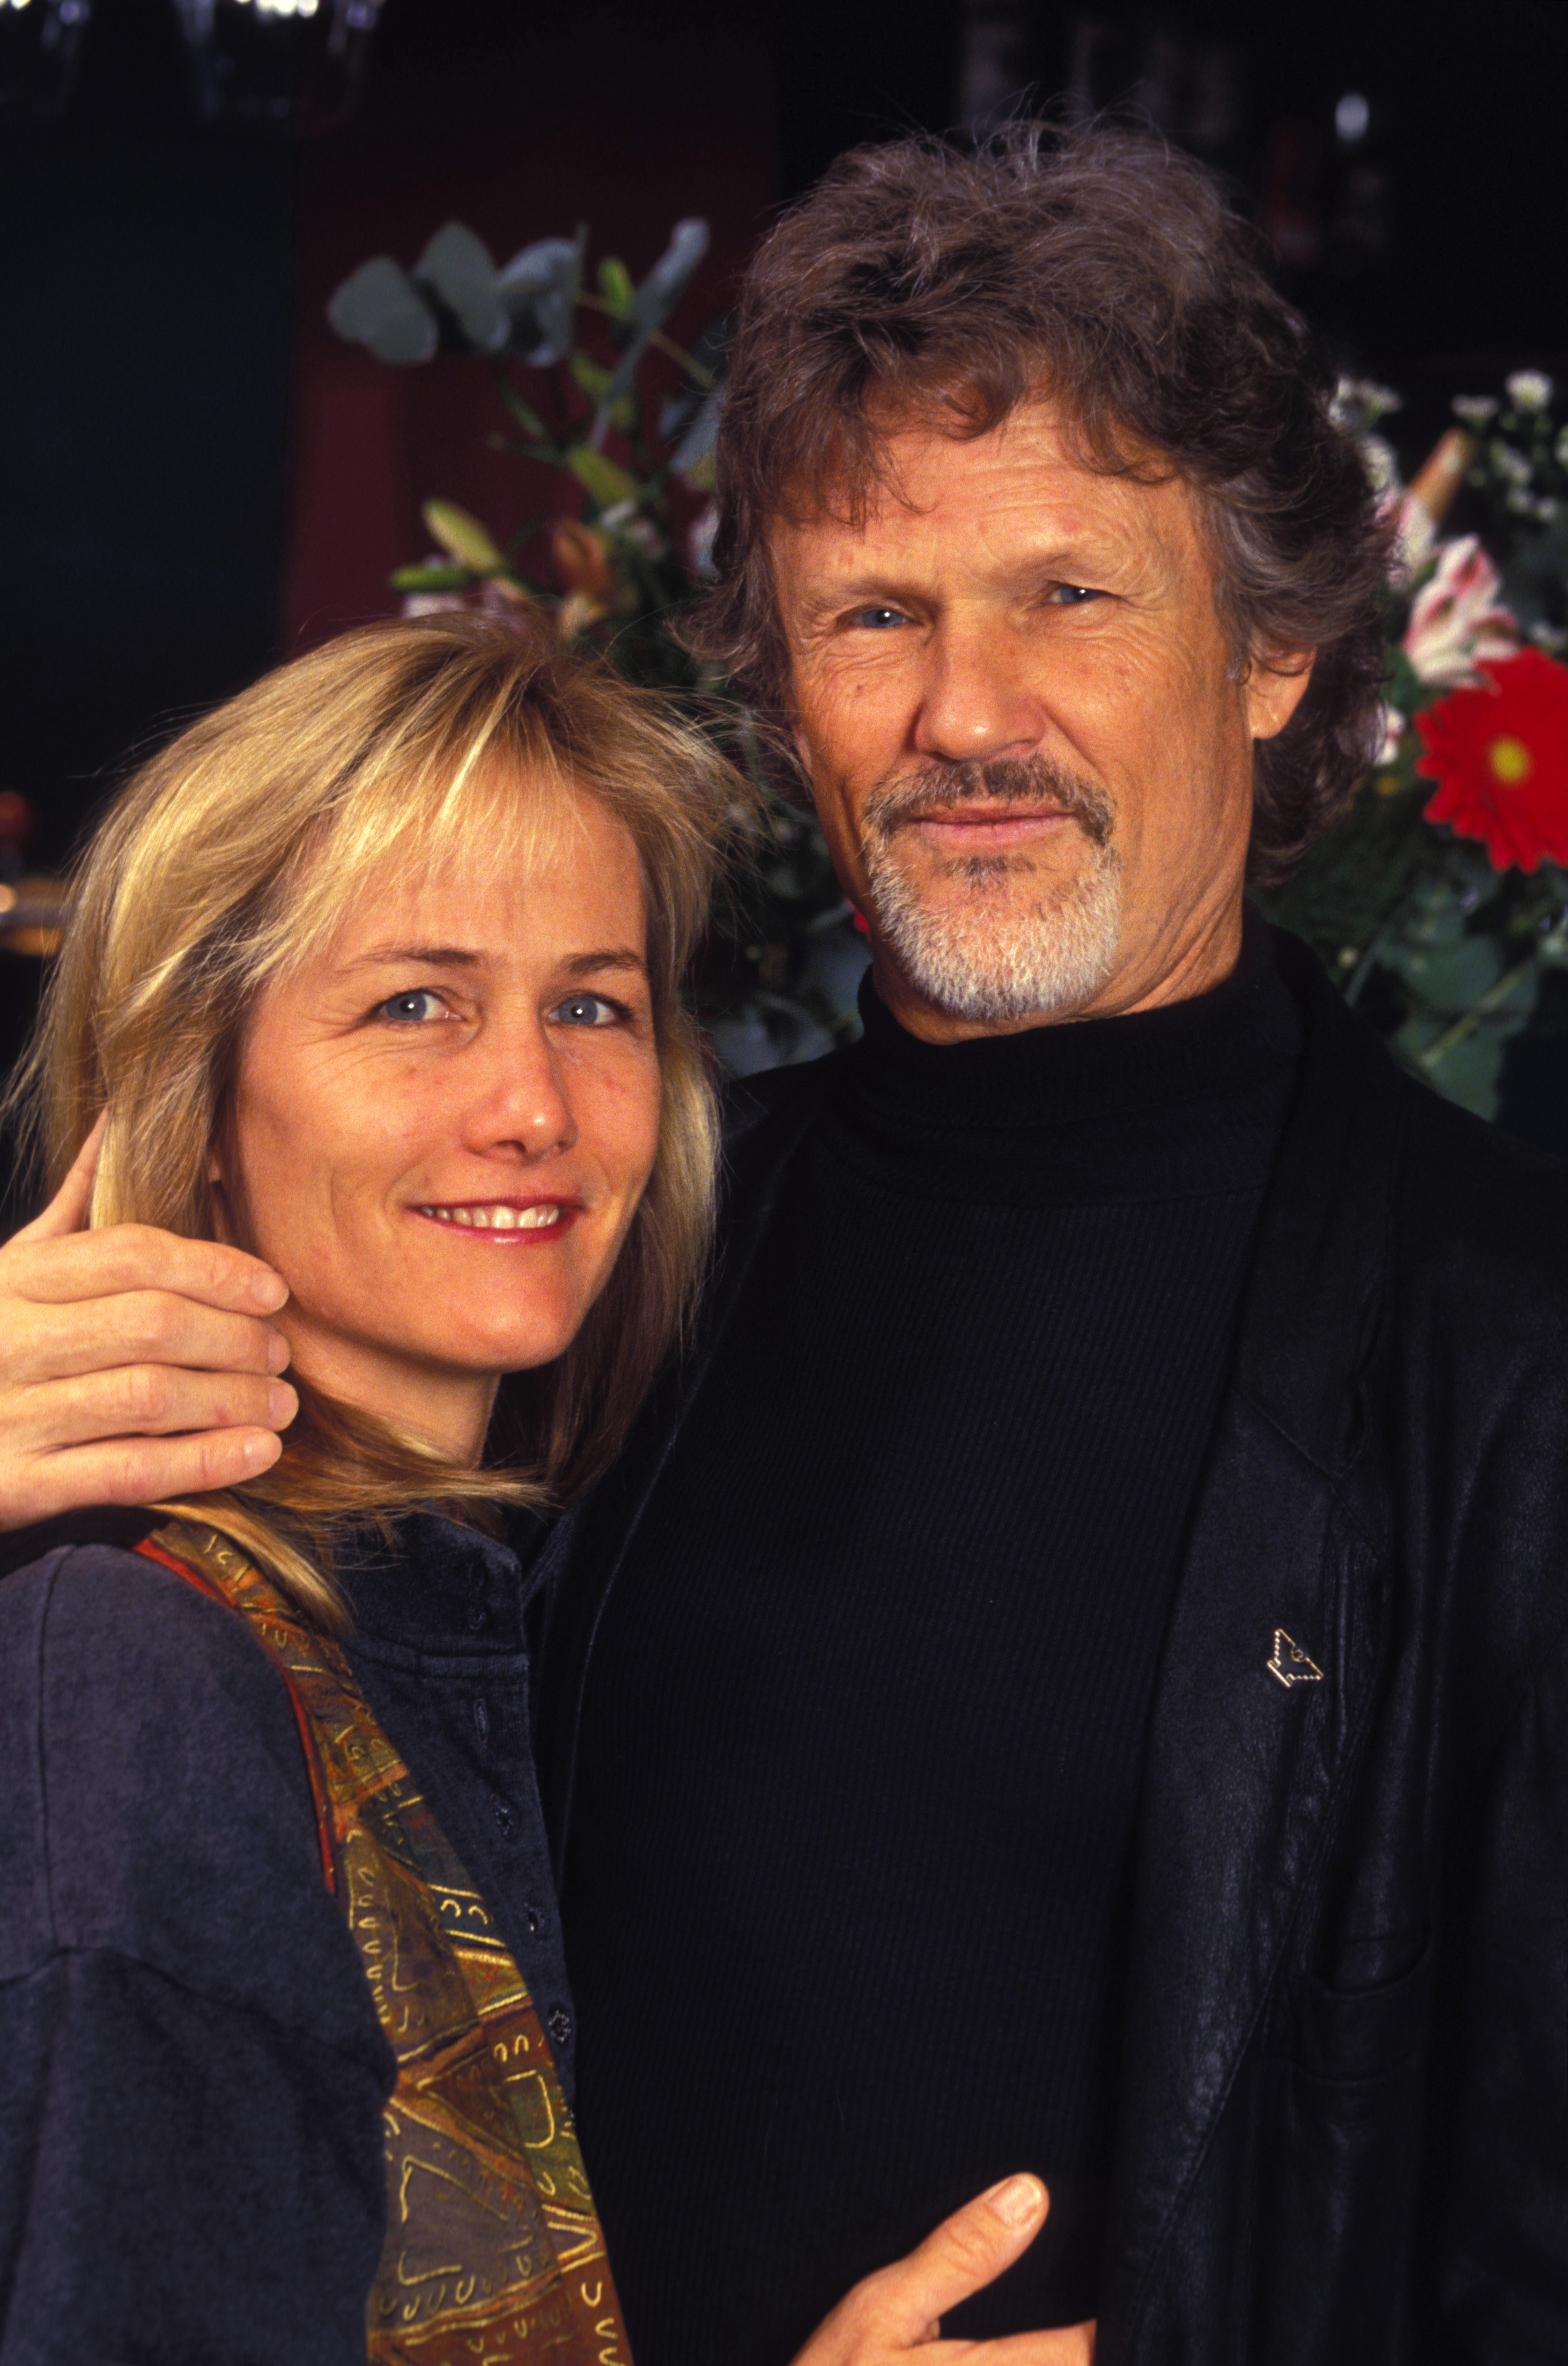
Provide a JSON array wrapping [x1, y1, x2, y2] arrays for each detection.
[[411, 1197, 583, 1237]]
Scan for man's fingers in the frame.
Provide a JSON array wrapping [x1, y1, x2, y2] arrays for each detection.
[[11, 1367, 298, 1454], [0, 1428, 285, 1529], [4, 1220, 287, 1316], [945, 2319, 1096, 2365], [892, 2177, 1049, 2335], [8, 1295, 291, 1391], [13, 1112, 105, 1244]]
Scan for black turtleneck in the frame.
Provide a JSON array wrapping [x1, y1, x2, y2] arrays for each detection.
[[561, 937, 1302, 2366]]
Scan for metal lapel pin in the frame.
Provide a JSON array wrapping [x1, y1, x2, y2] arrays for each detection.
[[1268, 1630, 1324, 1688]]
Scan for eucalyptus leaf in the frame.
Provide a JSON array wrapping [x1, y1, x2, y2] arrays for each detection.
[[327, 258, 438, 365], [497, 236, 582, 367], [415, 222, 506, 354], [629, 218, 709, 335], [1398, 1022, 1507, 1119], [594, 218, 712, 423], [669, 390, 722, 483], [1389, 934, 1502, 1013]]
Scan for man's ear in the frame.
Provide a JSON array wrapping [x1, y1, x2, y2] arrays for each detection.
[[1246, 648, 1315, 742]]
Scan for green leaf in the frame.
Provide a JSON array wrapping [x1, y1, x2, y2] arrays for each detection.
[[570, 352, 613, 403], [565, 447, 641, 510], [421, 499, 505, 573], [389, 562, 472, 591], [492, 369, 551, 443], [598, 256, 634, 316]]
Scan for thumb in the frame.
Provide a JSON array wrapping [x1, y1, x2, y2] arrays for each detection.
[[17, 1111, 106, 1243], [881, 2176, 1050, 2342]]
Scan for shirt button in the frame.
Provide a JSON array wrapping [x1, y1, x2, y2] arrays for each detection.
[[548, 2007, 573, 2050], [522, 1901, 544, 1935], [472, 1697, 491, 1748], [491, 1797, 515, 1839]]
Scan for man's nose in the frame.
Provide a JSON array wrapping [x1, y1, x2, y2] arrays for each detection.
[[912, 621, 1047, 765], [462, 1018, 578, 1160]]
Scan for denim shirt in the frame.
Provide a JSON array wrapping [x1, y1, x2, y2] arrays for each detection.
[[0, 1505, 572, 2364]]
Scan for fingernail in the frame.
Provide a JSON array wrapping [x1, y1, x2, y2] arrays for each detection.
[[242, 1431, 282, 1471], [267, 1382, 298, 1426], [266, 1331, 291, 1375], [987, 2176, 1044, 2228], [249, 1269, 289, 1311]]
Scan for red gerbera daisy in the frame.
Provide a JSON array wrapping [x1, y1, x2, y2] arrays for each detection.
[[1415, 645, 1568, 872]]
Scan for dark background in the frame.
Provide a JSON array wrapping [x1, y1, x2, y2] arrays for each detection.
[[2, 0, 1565, 1089]]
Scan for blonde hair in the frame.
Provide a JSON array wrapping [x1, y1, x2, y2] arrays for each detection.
[[12, 611, 745, 1623]]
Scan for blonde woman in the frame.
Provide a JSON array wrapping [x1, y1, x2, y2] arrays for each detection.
[[0, 614, 1069, 2366]]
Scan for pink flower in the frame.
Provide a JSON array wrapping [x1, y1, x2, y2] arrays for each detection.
[[1403, 537, 1520, 689]]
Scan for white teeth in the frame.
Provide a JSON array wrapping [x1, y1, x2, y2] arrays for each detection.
[[417, 1204, 565, 1231]]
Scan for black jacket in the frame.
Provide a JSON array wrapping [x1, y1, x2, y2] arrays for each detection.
[[537, 931, 1568, 2364]]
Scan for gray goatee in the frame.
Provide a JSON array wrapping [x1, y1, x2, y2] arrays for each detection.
[[857, 757, 1122, 1024]]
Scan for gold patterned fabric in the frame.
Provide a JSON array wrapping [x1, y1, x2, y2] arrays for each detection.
[[137, 1519, 632, 2366]]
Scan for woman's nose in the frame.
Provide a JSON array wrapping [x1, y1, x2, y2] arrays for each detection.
[[912, 624, 1047, 765], [463, 1021, 578, 1159]]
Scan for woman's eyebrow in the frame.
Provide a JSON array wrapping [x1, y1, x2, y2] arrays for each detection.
[[561, 949, 648, 978], [342, 944, 482, 971]]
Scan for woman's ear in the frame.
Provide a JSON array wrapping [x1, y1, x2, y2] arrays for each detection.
[[1246, 648, 1316, 742]]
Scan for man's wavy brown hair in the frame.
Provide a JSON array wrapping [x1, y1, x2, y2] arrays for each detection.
[[679, 121, 1392, 887]]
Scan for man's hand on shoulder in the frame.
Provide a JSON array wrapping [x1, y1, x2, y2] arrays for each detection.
[[0, 1117, 296, 1530]]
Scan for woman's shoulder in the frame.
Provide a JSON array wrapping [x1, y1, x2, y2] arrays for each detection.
[[0, 1518, 378, 2060]]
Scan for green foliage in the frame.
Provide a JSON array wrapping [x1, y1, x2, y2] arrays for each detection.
[[327, 215, 865, 1069]]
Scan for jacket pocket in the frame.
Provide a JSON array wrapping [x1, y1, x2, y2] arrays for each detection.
[[1249, 1942, 1435, 2361]]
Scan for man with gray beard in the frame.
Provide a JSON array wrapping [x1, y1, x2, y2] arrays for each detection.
[[2, 125, 1567, 2366]]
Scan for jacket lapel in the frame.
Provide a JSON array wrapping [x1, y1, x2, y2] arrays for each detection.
[[1100, 936, 1404, 2353]]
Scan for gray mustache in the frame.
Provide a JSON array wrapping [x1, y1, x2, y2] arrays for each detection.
[[861, 760, 1115, 850]]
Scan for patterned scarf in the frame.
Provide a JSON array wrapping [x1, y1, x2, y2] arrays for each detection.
[[138, 1518, 632, 2366]]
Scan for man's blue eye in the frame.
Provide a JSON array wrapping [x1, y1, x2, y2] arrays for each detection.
[[1049, 583, 1102, 606], [378, 989, 445, 1024], [551, 994, 621, 1027], [851, 607, 907, 630]]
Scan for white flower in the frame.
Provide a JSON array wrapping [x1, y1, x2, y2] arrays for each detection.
[[1505, 370, 1554, 410], [1402, 535, 1520, 688], [1452, 395, 1499, 425], [1494, 443, 1534, 486], [1375, 702, 1406, 766], [1333, 375, 1402, 430], [1359, 433, 1402, 498]]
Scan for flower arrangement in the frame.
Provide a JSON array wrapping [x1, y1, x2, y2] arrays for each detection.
[[328, 218, 868, 1072], [1256, 373, 1568, 1118]]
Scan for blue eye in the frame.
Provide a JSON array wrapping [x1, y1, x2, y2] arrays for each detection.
[[550, 994, 623, 1028], [377, 989, 447, 1024], [850, 606, 908, 630], [1047, 583, 1103, 606]]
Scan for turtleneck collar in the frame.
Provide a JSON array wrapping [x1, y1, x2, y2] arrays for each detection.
[[825, 916, 1302, 1205]]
